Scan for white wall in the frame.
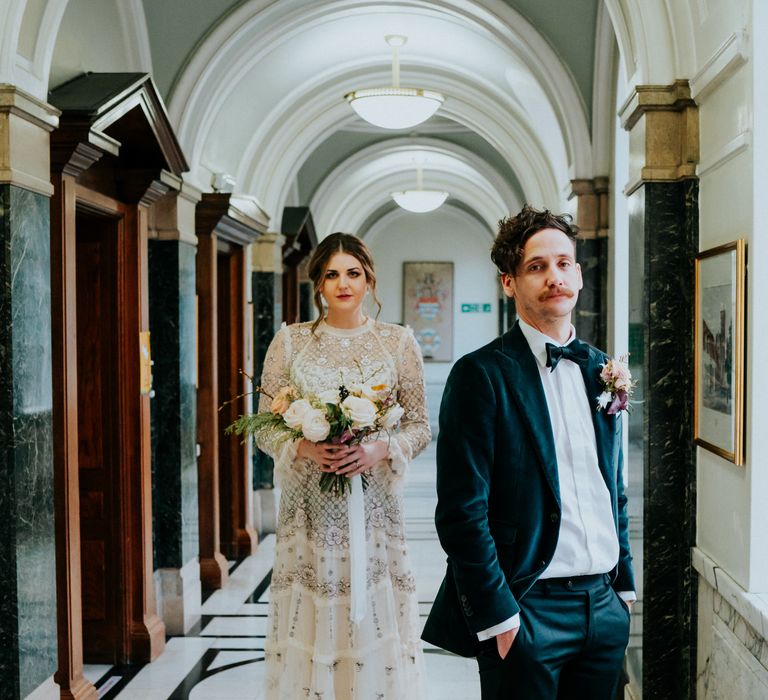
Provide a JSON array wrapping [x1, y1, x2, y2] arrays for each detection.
[[692, 4, 754, 591], [49, 0, 136, 89], [366, 206, 499, 429], [689, 2, 768, 696], [750, 0, 768, 594]]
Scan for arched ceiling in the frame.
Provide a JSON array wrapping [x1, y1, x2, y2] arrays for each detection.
[[307, 136, 522, 235], [8, 0, 622, 240], [159, 0, 596, 229], [142, 0, 598, 122]]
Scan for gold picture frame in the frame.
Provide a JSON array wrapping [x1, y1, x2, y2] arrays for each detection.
[[694, 239, 746, 464]]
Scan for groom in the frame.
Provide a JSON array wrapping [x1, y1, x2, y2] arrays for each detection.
[[423, 206, 635, 699]]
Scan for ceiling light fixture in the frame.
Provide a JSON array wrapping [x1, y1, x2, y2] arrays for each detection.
[[345, 35, 444, 130], [391, 166, 449, 213]]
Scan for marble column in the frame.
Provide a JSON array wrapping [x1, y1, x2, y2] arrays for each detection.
[[571, 177, 609, 349], [147, 180, 202, 635], [0, 87, 77, 699], [250, 234, 284, 533], [620, 80, 699, 700]]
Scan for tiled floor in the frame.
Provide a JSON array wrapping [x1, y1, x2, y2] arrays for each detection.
[[79, 441, 480, 699]]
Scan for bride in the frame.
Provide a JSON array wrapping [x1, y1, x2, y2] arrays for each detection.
[[256, 232, 431, 699]]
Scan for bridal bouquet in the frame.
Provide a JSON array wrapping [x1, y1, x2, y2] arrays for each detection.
[[227, 380, 404, 495]]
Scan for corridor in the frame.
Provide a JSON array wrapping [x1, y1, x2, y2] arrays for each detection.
[[4, 2, 768, 699], [29, 443, 480, 700]]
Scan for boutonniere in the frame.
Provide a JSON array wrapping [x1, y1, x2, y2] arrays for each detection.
[[596, 354, 634, 414]]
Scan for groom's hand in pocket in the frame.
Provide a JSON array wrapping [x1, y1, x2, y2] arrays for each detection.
[[496, 627, 519, 660]]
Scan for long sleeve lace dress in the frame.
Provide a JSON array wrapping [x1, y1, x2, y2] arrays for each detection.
[[256, 318, 431, 699]]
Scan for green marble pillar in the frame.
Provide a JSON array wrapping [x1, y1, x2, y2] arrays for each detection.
[[621, 81, 699, 700], [145, 180, 202, 634], [0, 184, 57, 698]]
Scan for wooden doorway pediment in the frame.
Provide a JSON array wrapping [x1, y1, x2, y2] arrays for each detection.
[[281, 206, 317, 266], [197, 192, 269, 245], [49, 72, 187, 203], [281, 206, 318, 324]]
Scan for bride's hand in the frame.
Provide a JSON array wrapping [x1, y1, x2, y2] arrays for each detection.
[[333, 441, 389, 477], [297, 439, 349, 469]]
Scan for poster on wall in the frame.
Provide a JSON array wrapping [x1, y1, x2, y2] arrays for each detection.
[[694, 239, 746, 465], [402, 261, 453, 362]]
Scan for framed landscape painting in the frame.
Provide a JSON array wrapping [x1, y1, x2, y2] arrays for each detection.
[[694, 239, 746, 464], [402, 261, 453, 362]]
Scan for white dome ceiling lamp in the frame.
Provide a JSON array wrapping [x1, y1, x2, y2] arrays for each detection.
[[344, 35, 445, 130], [391, 166, 449, 213]]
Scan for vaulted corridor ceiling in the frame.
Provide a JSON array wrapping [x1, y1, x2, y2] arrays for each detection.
[[38, 0, 603, 235]]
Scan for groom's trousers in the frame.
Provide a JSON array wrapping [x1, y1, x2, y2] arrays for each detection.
[[475, 573, 630, 700]]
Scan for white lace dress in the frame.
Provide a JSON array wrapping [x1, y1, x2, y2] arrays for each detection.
[[257, 318, 431, 700]]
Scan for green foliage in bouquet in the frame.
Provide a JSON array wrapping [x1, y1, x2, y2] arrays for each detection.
[[226, 373, 403, 498]]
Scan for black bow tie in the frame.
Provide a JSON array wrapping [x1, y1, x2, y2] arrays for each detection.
[[545, 340, 589, 372]]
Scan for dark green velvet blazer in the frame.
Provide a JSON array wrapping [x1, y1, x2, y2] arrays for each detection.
[[422, 322, 635, 657]]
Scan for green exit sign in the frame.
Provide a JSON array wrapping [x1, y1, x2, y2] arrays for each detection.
[[461, 303, 492, 313]]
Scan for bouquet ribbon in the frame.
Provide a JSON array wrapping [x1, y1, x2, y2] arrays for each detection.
[[348, 474, 367, 624]]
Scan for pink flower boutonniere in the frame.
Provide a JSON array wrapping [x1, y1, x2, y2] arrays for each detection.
[[596, 354, 634, 414]]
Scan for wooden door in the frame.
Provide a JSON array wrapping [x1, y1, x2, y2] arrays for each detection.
[[216, 247, 234, 557], [216, 244, 256, 559], [75, 207, 122, 663]]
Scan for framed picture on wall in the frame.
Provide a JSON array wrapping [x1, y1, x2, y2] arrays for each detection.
[[694, 239, 746, 465], [402, 261, 453, 362]]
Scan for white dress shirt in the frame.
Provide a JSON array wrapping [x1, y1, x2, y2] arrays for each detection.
[[477, 320, 634, 640]]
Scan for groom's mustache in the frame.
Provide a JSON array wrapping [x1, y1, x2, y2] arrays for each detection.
[[540, 288, 575, 301]]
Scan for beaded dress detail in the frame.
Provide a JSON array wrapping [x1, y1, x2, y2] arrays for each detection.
[[257, 319, 431, 699]]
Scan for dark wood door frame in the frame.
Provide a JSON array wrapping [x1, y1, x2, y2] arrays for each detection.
[[52, 182, 166, 664], [195, 226, 228, 588], [217, 243, 256, 559], [196, 194, 261, 581], [51, 169, 98, 700], [49, 73, 187, 698]]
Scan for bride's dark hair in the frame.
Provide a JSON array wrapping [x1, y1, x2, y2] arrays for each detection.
[[307, 232, 382, 334]]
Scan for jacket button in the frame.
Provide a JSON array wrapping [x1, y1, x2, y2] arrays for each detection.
[[550, 513, 559, 523], [460, 594, 467, 602]]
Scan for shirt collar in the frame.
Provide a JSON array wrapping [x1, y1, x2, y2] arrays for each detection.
[[518, 318, 577, 368]]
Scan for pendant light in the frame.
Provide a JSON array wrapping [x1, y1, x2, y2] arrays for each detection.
[[391, 166, 449, 213], [345, 35, 444, 130]]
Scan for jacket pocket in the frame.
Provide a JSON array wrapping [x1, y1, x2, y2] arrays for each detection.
[[489, 519, 517, 545]]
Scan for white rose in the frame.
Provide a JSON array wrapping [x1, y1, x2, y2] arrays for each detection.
[[341, 395, 377, 428], [317, 389, 341, 405], [380, 404, 405, 430], [302, 408, 331, 442], [282, 399, 312, 429]]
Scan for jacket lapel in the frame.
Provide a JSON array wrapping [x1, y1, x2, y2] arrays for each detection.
[[579, 349, 617, 497], [495, 324, 560, 506]]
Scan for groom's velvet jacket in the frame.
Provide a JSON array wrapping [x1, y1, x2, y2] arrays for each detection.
[[422, 322, 635, 657]]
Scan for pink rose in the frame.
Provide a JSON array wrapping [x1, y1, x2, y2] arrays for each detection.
[[270, 386, 296, 415], [613, 365, 632, 391]]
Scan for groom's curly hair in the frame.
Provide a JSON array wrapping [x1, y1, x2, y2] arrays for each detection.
[[491, 205, 579, 276]]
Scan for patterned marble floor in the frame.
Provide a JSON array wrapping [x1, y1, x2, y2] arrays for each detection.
[[78, 442, 481, 700]]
